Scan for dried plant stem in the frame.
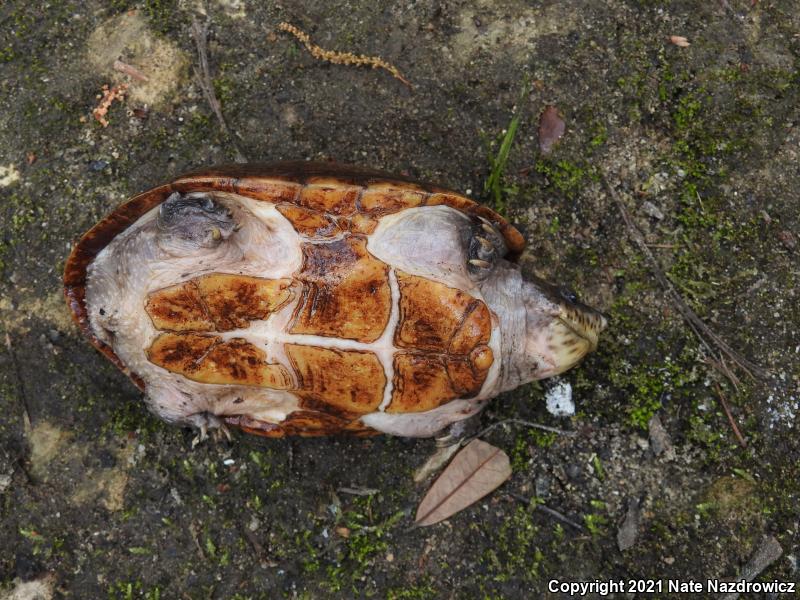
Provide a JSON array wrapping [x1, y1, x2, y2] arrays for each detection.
[[5, 333, 32, 431], [191, 18, 247, 163], [113, 59, 149, 82], [713, 382, 747, 448], [602, 174, 769, 383], [474, 418, 577, 441], [509, 493, 585, 530], [278, 22, 411, 88]]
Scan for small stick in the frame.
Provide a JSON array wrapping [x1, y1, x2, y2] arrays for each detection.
[[338, 486, 379, 496], [5, 333, 32, 431], [113, 59, 149, 82], [189, 523, 205, 560], [713, 382, 747, 448], [278, 22, 412, 88], [474, 418, 577, 440], [509, 492, 585, 531], [190, 18, 247, 163], [602, 175, 769, 382], [704, 355, 741, 392], [240, 525, 277, 567]]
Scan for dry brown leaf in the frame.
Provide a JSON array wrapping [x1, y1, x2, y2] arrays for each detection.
[[538, 105, 565, 155], [415, 439, 511, 526], [669, 35, 690, 47]]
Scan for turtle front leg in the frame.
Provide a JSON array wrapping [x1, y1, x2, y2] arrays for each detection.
[[186, 411, 233, 446], [466, 217, 508, 281]]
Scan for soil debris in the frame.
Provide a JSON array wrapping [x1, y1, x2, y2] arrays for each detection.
[[278, 22, 411, 87], [616, 496, 641, 551]]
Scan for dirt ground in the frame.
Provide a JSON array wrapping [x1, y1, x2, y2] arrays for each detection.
[[1, 1, 798, 598]]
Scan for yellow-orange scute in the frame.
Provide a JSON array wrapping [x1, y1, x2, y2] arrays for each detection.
[[145, 274, 294, 332], [387, 273, 494, 413], [290, 236, 391, 343], [147, 333, 293, 388]]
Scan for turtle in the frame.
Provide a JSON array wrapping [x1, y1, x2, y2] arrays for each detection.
[[64, 162, 607, 439]]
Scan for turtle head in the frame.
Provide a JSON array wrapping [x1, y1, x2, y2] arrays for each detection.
[[521, 274, 607, 379], [156, 192, 237, 254]]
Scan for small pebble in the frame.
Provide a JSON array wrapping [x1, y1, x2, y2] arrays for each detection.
[[545, 381, 575, 417], [641, 201, 664, 220], [565, 464, 581, 480], [534, 474, 551, 499], [88, 160, 109, 172]]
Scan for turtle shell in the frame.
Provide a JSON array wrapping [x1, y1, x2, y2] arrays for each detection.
[[64, 162, 526, 436]]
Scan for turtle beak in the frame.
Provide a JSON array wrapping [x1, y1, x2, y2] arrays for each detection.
[[523, 276, 608, 378], [556, 301, 608, 353]]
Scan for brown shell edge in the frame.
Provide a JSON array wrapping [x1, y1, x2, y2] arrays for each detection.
[[63, 160, 526, 401]]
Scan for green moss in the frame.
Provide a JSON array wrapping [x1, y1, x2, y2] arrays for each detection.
[[533, 158, 591, 198], [107, 581, 162, 600], [0, 45, 15, 63], [482, 504, 543, 582], [387, 581, 437, 599], [143, 0, 181, 34], [607, 350, 700, 430]]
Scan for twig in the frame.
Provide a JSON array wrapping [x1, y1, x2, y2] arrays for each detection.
[[713, 382, 747, 448], [602, 174, 769, 382], [190, 18, 247, 163], [704, 355, 741, 392], [509, 493, 585, 531], [113, 59, 149, 82], [338, 486, 379, 496], [5, 333, 32, 431], [240, 525, 277, 567], [188, 523, 205, 560], [278, 22, 412, 88], [474, 418, 577, 441]]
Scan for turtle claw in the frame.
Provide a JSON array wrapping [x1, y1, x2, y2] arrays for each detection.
[[188, 411, 231, 447], [467, 217, 507, 280]]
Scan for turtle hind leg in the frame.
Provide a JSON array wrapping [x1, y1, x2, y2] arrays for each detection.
[[466, 217, 508, 281]]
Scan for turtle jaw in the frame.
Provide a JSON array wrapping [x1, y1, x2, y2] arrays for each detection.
[[557, 302, 608, 353], [520, 277, 608, 380], [540, 307, 608, 376]]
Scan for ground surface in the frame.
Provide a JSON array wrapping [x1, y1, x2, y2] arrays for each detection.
[[1, 1, 799, 598]]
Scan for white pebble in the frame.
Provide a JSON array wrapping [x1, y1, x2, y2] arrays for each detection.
[[545, 381, 575, 416]]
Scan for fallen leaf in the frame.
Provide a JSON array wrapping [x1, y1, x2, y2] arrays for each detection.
[[669, 35, 690, 47], [538, 105, 565, 155], [415, 439, 511, 526]]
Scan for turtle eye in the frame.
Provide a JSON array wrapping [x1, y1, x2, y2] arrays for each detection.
[[560, 287, 578, 304]]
